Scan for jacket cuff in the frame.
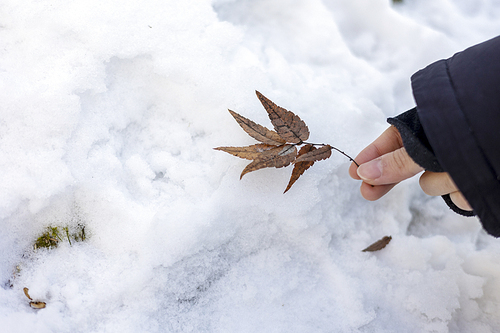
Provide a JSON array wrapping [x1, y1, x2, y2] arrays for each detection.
[[387, 109, 476, 217], [441, 194, 475, 217], [387, 108, 443, 172]]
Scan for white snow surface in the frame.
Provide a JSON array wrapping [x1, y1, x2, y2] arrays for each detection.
[[1, 0, 500, 332]]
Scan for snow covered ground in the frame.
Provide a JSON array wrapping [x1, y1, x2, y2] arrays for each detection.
[[1, 0, 500, 332]]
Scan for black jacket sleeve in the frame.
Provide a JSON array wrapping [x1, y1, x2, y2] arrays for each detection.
[[407, 35, 500, 237]]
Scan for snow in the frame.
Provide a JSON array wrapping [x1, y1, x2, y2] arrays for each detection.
[[1, 0, 500, 332]]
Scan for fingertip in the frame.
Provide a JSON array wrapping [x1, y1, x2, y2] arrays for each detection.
[[349, 161, 361, 180], [357, 159, 382, 181], [419, 171, 458, 196], [360, 182, 396, 201], [449, 191, 473, 211]]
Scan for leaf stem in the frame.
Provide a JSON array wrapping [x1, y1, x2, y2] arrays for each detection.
[[331, 146, 359, 167], [301, 142, 359, 167]]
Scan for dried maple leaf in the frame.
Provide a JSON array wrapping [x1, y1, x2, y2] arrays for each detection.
[[284, 144, 316, 193], [362, 236, 392, 252], [256, 91, 309, 144], [228, 109, 286, 145], [214, 144, 278, 160], [240, 144, 297, 179], [294, 144, 332, 163], [215, 91, 358, 192]]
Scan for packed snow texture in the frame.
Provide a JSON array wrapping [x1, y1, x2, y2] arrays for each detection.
[[1, 0, 500, 332]]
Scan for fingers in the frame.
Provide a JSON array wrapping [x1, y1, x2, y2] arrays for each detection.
[[359, 182, 396, 201], [349, 126, 404, 180], [420, 171, 472, 211], [419, 171, 457, 196], [349, 126, 423, 201], [354, 147, 423, 201], [357, 147, 424, 185], [449, 191, 472, 211], [350, 125, 473, 212]]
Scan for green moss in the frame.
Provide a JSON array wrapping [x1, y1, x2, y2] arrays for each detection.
[[34, 224, 86, 250]]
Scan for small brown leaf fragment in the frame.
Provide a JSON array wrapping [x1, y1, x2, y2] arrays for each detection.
[[362, 236, 392, 252], [30, 301, 46, 309], [294, 145, 332, 163], [256, 91, 309, 144], [284, 144, 316, 193], [23, 287, 32, 300], [228, 109, 286, 145], [214, 144, 278, 160], [240, 144, 297, 179], [24, 287, 46, 309]]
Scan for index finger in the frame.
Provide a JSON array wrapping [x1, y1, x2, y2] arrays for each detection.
[[349, 126, 404, 180]]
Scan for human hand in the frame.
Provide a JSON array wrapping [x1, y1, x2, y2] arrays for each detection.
[[348, 126, 472, 211]]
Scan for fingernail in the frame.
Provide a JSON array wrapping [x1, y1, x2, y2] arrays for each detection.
[[357, 159, 382, 181]]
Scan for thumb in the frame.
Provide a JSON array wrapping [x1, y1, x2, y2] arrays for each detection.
[[356, 147, 424, 185]]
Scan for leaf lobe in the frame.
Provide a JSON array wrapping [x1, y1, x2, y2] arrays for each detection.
[[284, 144, 316, 193], [255, 91, 309, 144], [228, 109, 286, 145]]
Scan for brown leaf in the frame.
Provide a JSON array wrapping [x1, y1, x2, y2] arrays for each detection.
[[30, 301, 46, 309], [24, 287, 46, 309], [214, 144, 278, 160], [294, 145, 332, 163], [228, 109, 286, 145], [256, 91, 309, 144], [362, 236, 392, 252], [240, 144, 297, 179], [23, 287, 32, 300], [284, 144, 316, 193]]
